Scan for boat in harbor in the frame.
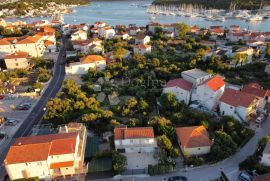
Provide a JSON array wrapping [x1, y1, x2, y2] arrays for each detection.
[[248, 15, 263, 21]]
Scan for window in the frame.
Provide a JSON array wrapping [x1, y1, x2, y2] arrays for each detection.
[[15, 63, 18, 66], [130, 139, 133, 143]]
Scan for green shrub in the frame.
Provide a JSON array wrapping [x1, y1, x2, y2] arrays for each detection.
[[148, 163, 173, 175], [185, 156, 205, 166]]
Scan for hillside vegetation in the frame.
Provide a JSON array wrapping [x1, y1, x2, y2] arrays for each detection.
[[153, 0, 270, 10], [0, 0, 89, 10]]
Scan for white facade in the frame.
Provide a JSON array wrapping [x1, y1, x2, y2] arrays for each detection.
[[4, 57, 29, 70], [133, 45, 151, 55], [71, 30, 88, 41], [135, 35, 150, 45], [66, 59, 106, 75], [5, 124, 87, 181], [115, 138, 157, 153], [192, 82, 225, 110], [220, 101, 257, 122], [181, 146, 211, 156], [163, 87, 191, 104]]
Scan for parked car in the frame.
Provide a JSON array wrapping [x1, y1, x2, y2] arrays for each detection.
[[238, 172, 253, 181], [17, 104, 31, 110], [255, 114, 266, 124], [5, 119, 18, 126], [168, 176, 188, 181]]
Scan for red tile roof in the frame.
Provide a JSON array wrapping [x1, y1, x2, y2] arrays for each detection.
[[205, 76, 225, 92], [80, 55, 104, 64], [4, 51, 29, 59], [5, 132, 77, 164], [50, 161, 74, 169], [220, 88, 259, 108], [175, 126, 212, 148], [242, 82, 269, 98], [114, 127, 154, 140], [166, 78, 193, 91]]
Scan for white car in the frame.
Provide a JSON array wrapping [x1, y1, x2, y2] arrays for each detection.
[[255, 114, 266, 124]]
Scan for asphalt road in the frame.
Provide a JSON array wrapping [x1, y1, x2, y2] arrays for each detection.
[[0, 37, 67, 179]]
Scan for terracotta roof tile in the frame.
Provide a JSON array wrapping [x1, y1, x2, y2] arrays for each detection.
[[166, 78, 193, 91], [205, 76, 225, 91], [114, 127, 154, 140], [254, 174, 270, 181], [242, 82, 269, 98], [5, 132, 78, 164], [175, 126, 212, 148], [4, 52, 29, 59], [50, 161, 74, 169], [80, 55, 104, 64], [220, 88, 259, 108]]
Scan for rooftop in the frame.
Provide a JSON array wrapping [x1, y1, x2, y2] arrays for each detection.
[[220, 88, 259, 108], [114, 126, 155, 140], [5, 132, 78, 164], [175, 126, 212, 148], [181, 68, 210, 79], [80, 55, 105, 64], [166, 78, 193, 91]]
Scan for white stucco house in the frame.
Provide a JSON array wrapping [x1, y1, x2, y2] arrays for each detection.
[[219, 88, 259, 122], [135, 34, 150, 45], [0, 35, 45, 58], [4, 51, 30, 70], [4, 123, 87, 181], [133, 44, 151, 55], [72, 38, 102, 54], [242, 83, 270, 110], [115, 32, 129, 40], [261, 142, 270, 166], [175, 126, 212, 156], [99, 26, 115, 39], [114, 126, 157, 153], [65, 55, 106, 75], [192, 76, 225, 110], [163, 78, 193, 104], [71, 30, 88, 41]]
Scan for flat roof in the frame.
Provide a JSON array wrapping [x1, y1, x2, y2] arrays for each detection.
[[181, 68, 210, 79]]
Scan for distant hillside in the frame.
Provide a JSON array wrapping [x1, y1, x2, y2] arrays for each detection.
[[153, 0, 270, 10]]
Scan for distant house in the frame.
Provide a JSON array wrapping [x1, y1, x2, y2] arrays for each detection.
[[175, 126, 212, 156], [219, 88, 259, 122], [242, 82, 270, 109], [261, 142, 270, 166], [229, 25, 241, 32], [127, 26, 141, 36], [135, 34, 150, 45], [115, 31, 129, 40], [4, 52, 30, 70], [72, 38, 102, 54], [65, 55, 106, 75], [133, 44, 151, 55], [114, 126, 157, 153], [235, 47, 254, 63], [99, 26, 115, 39], [189, 26, 200, 35], [4, 123, 87, 180], [44, 40, 57, 53], [71, 30, 88, 41], [148, 22, 162, 33], [163, 78, 193, 104]]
